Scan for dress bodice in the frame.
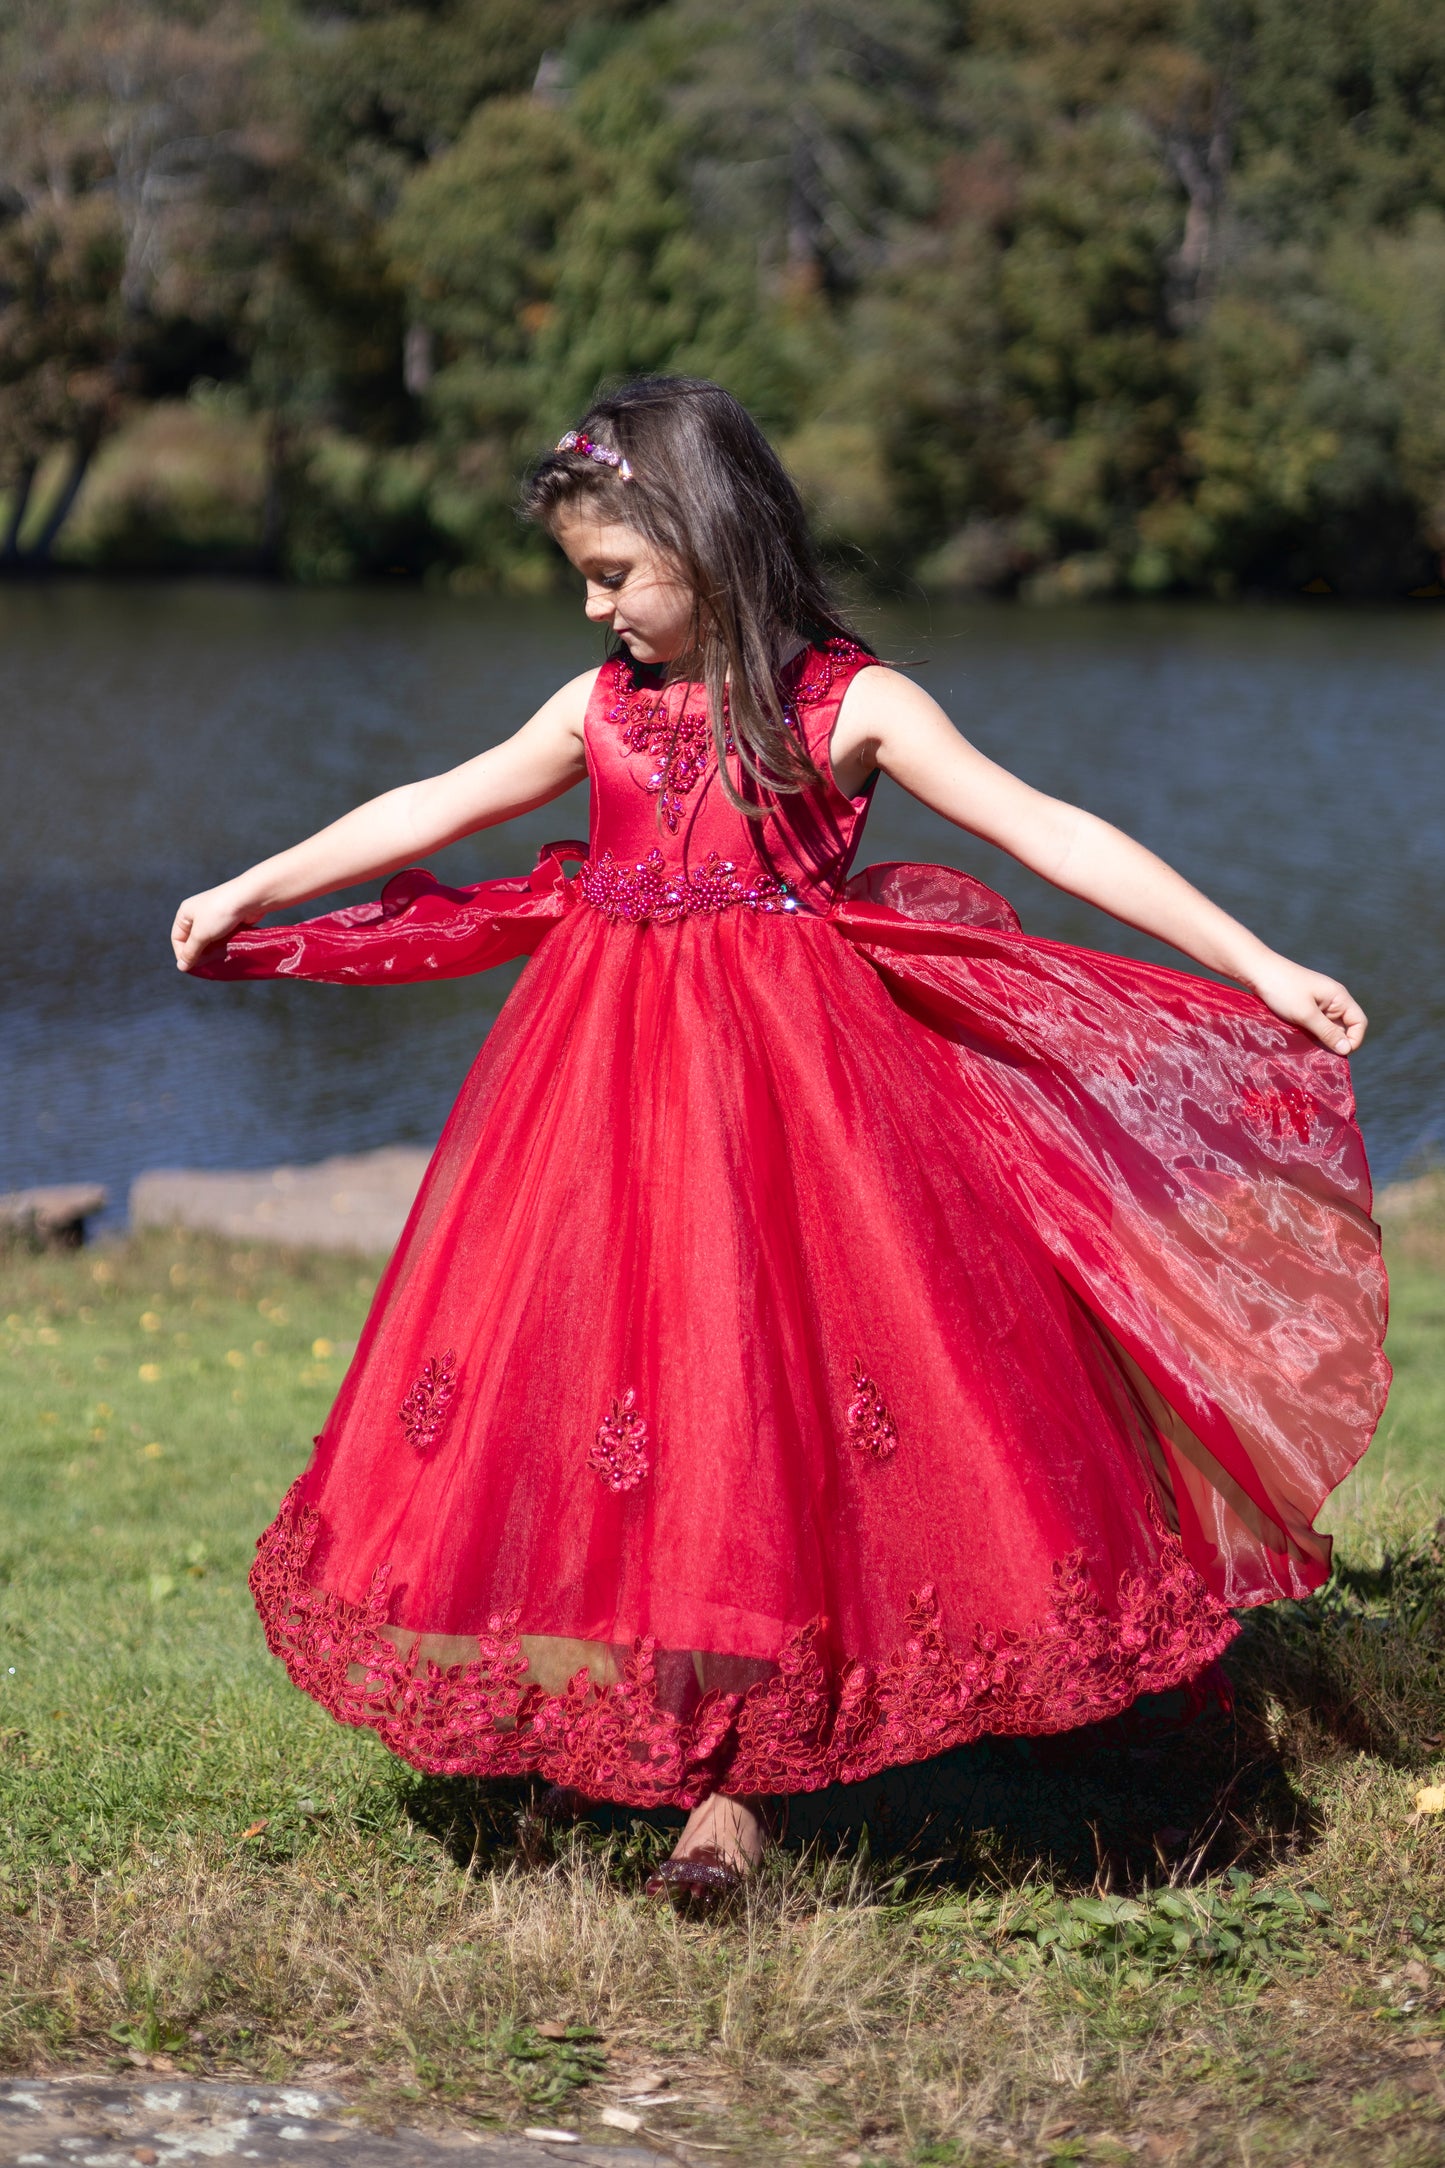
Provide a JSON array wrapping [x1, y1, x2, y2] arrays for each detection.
[[581, 640, 877, 920]]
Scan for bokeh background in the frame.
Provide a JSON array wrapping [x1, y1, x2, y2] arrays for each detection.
[[2, 0, 1443, 1215], [5, 0, 1445, 599]]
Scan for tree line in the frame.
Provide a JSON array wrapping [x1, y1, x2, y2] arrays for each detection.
[[3, 0, 1444, 596]]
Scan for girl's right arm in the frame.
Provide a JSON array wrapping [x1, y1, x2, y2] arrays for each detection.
[[171, 669, 596, 972]]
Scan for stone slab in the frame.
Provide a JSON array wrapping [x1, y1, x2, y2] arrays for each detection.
[[0, 2076, 672, 2167], [129, 1147, 432, 1255], [0, 1185, 108, 1248], [1376, 1173, 1444, 1221]]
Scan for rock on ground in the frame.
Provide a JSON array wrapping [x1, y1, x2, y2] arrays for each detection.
[[0, 1185, 108, 1248], [0, 2076, 670, 2165], [129, 1147, 431, 1254]]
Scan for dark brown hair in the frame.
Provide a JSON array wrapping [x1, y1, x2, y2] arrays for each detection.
[[522, 377, 870, 815]]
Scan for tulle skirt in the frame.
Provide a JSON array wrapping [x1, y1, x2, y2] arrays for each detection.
[[233, 864, 1388, 1805]]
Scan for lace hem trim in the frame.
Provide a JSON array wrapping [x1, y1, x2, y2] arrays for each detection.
[[248, 1486, 1239, 1807]]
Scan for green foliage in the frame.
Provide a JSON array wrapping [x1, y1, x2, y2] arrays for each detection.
[[4, 0, 1445, 590], [387, 96, 598, 408], [919, 1872, 1337, 1985], [63, 394, 268, 570]]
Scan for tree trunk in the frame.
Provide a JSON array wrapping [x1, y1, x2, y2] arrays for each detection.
[[786, 7, 823, 290], [27, 423, 101, 564], [403, 322, 435, 397], [2, 459, 37, 561], [1165, 92, 1236, 321], [259, 408, 289, 576]]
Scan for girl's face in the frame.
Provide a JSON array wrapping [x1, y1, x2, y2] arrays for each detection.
[[552, 507, 697, 666]]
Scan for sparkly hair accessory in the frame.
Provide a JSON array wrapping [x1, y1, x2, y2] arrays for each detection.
[[555, 429, 634, 481]]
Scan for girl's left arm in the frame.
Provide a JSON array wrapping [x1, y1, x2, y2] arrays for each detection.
[[832, 665, 1366, 1055]]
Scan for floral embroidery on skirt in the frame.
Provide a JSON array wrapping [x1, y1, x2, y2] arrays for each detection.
[[588, 1388, 650, 1492], [845, 1361, 898, 1459], [398, 1350, 458, 1453]]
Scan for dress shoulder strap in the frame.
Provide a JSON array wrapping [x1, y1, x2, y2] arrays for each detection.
[[785, 639, 877, 766]]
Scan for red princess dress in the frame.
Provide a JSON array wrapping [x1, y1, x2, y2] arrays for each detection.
[[198, 640, 1389, 1806]]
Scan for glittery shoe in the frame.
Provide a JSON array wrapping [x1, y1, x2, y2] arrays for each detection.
[[644, 1845, 747, 1913]]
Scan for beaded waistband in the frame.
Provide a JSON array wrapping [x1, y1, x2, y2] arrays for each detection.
[[578, 847, 803, 925]]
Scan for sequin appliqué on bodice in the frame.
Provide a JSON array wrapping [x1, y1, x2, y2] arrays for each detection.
[[581, 640, 877, 921]]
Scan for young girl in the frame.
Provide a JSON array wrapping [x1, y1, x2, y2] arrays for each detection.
[[173, 377, 1388, 1903]]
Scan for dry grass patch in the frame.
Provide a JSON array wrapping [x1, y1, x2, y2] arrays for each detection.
[[2, 1219, 1445, 2163]]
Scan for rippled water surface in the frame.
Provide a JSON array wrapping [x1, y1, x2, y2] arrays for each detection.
[[3, 581, 1441, 1221]]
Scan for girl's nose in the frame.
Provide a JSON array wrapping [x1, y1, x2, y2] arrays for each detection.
[[584, 588, 613, 622]]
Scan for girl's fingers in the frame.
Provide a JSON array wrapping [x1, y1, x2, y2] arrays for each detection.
[[1313, 982, 1366, 1055], [1249, 961, 1365, 1056], [172, 905, 199, 970]]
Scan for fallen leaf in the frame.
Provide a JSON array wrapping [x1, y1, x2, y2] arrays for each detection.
[[524, 2131, 579, 2145], [600, 2106, 643, 2133], [238, 1819, 270, 1841], [1041, 2122, 1078, 2141], [134, 2151, 159, 2166], [1414, 1785, 1445, 1814], [1405, 2040, 1444, 2058], [1401, 1959, 1432, 1988], [535, 2020, 570, 2040]]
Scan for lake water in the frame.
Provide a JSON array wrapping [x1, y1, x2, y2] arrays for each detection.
[[2, 580, 1441, 1226]]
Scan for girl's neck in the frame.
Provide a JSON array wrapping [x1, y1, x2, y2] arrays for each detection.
[[647, 630, 809, 686]]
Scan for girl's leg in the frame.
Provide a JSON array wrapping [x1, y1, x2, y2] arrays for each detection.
[[669, 1791, 765, 1870]]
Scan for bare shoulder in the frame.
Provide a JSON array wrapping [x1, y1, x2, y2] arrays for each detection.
[[522, 664, 603, 738], [834, 660, 953, 741], [548, 664, 604, 717]]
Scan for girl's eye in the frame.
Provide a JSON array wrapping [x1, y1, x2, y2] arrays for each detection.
[[598, 570, 626, 590]]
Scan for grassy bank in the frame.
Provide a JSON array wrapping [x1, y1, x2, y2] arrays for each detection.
[[1, 1205, 1443, 2165]]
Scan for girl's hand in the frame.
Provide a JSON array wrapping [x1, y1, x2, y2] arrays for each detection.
[[171, 883, 257, 972], [1244, 956, 1367, 1057]]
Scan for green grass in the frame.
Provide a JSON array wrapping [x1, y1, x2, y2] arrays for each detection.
[[1, 1210, 1444, 2165], [1358, 1188, 1445, 1499], [0, 1233, 383, 1865]]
